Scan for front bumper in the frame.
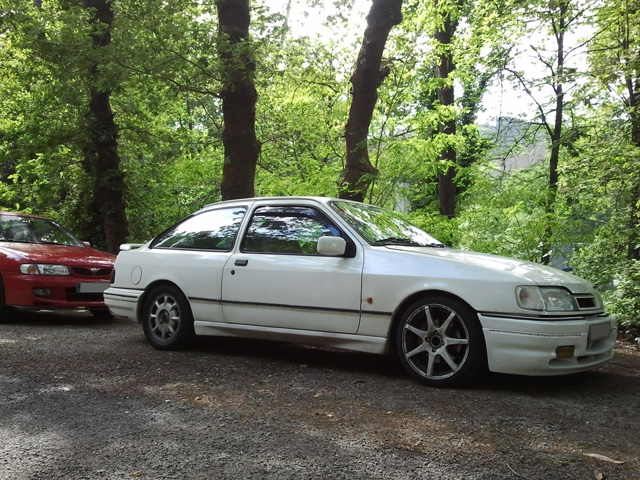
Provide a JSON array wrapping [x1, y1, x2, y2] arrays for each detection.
[[103, 287, 143, 320], [479, 313, 617, 376], [3, 272, 111, 310]]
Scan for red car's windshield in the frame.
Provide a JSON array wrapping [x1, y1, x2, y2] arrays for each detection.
[[0, 214, 84, 247]]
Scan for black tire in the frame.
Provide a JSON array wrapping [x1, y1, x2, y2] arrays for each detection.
[[0, 275, 14, 322], [395, 296, 486, 388], [142, 285, 194, 350], [90, 308, 113, 319]]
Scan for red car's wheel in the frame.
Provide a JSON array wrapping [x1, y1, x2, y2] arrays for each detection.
[[0, 275, 14, 321]]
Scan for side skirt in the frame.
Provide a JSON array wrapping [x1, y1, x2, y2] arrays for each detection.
[[193, 321, 392, 355]]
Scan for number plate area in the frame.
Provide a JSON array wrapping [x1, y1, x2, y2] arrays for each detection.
[[589, 322, 612, 341], [76, 282, 109, 294]]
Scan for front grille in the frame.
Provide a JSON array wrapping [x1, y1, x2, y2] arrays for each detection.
[[577, 297, 596, 309], [71, 267, 112, 277], [575, 294, 599, 310]]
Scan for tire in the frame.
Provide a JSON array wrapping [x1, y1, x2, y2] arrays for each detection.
[[395, 296, 486, 388], [0, 275, 14, 322], [142, 285, 194, 350], [90, 308, 113, 319]]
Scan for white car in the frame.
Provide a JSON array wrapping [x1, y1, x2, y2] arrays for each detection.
[[105, 197, 617, 387]]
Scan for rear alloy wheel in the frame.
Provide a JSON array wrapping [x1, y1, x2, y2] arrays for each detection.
[[142, 285, 194, 350], [396, 296, 486, 387]]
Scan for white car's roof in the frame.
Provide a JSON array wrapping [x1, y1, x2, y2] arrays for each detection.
[[196, 196, 351, 213]]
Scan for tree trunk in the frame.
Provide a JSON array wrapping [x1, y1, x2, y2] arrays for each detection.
[[216, 0, 260, 201], [434, 1, 458, 219], [340, 0, 403, 202], [540, 2, 567, 265], [626, 82, 640, 260], [624, 16, 640, 261], [83, 0, 128, 254]]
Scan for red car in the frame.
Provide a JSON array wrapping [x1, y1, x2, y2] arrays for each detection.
[[0, 211, 116, 318]]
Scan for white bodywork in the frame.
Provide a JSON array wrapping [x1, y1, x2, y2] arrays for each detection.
[[105, 197, 616, 377]]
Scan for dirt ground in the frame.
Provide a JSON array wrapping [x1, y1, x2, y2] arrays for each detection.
[[1, 309, 639, 480]]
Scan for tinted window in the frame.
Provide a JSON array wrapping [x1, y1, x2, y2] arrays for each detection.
[[152, 207, 246, 251], [241, 207, 340, 255]]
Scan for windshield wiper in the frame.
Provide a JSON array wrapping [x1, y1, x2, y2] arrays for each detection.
[[373, 237, 422, 247], [373, 238, 446, 248]]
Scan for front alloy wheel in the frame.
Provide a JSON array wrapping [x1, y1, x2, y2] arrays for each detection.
[[142, 285, 194, 350], [396, 296, 486, 387]]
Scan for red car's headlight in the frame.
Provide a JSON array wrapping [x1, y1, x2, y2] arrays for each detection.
[[19, 264, 71, 276]]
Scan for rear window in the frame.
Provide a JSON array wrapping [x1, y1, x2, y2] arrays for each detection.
[[152, 207, 247, 251]]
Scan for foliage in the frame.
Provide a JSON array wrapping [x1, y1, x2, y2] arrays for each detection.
[[562, 109, 640, 334], [455, 161, 549, 261], [255, 36, 349, 198], [563, 0, 640, 334], [606, 261, 640, 336]]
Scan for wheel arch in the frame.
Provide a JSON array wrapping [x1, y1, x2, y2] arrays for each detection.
[[136, 280, 191, 322], [389, 289, 481, 345]]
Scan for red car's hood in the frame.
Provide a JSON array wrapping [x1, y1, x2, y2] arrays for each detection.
[[0, 242, 115, 267]]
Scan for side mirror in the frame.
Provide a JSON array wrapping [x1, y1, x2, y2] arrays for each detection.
[[317, 236, 346, 256], [119, 243, 144, 251]]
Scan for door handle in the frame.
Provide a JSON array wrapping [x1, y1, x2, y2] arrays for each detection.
[[234, 259, 248, 267]]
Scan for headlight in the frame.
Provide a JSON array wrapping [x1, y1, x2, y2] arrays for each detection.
[[516, 286, 578, 312], [20, 264, 71, 276]]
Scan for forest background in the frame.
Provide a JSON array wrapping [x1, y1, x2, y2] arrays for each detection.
[[1, 0, 639, 335]]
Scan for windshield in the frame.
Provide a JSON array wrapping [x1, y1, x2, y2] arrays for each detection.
[[329, 201, 443, 247], [0, 214, 85, 247]]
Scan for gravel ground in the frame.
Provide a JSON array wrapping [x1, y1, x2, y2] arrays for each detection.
[[1, 309, 639, 480]]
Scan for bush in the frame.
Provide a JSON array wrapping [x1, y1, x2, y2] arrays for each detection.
[[603, 260, 640, 337]]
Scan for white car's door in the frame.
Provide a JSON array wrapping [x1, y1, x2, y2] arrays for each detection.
[[147, 206, 248, 322], [221, 205, 363, 333]]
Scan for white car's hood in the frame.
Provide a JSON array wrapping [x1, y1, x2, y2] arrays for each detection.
[[386, 246, 591, 292]]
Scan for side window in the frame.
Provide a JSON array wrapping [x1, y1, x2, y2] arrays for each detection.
[[242, 207, 340, 255], [152, 207, 246, 251]]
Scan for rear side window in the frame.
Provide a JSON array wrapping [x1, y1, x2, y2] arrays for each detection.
[[241, 206, 340, 255], [152, 207, 246, 251]]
